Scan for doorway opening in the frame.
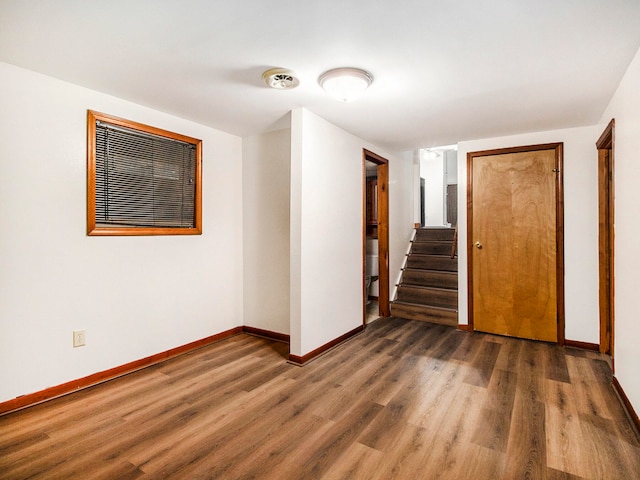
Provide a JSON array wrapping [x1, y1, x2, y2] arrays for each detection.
[[363, 149, 390, 324], [596, 119, 615, 361], [419, 145, 458, 227]]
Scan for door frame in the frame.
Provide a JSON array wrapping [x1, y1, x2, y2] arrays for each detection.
[[466, 143, 565, 344], [596, 119, 615, 358], [363, 149, 390, 321]]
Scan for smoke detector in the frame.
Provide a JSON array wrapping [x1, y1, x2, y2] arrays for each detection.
[[262, 68, 300, 90]]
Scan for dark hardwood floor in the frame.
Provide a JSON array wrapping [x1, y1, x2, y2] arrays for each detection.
[[1, 317, 639, 479]]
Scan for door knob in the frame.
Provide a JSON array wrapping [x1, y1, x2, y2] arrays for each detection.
[[474, 241, 482, 249]]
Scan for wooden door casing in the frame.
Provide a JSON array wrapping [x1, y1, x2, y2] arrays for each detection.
[[596, 120, 615, 357], [467, 143, 564, 343], [363, 149, 390, 320]]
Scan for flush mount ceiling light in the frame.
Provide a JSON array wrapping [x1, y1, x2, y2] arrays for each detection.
[[319, 67, 373, 102], [262, 68, 300, 90], [421, 149, 441, 160]]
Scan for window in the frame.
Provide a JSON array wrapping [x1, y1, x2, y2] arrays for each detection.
[[87, 110, 202, 236]]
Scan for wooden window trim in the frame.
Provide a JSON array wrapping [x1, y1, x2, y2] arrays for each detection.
[[87, 110, 202, 236]]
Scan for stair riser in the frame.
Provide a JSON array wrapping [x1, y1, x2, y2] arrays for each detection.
[[390, 303, 457, 326], [396, 287, 457, 308], [402, 270, 457, 289], [407, 256, 458, 272], [415, 229, 455, 241], [411, 242, 451, 255]]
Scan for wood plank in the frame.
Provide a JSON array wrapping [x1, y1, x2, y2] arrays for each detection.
[[396, 285, 457, 308], [503, 395, 547, 479], [1, 323, 639, 479], [543, 343, 571, 383], [406, 254, 458, 271], [319, 442, 383, 480], [291, 401, 384, 479], [545, 379, 592, 478], [390, 302, 457, 325], [471, 369, 518, 452], [401, 268, 458, 289], [464, 339, 501, 388]]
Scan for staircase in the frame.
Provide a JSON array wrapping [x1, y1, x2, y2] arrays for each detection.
[[390, 227, 458, 326]]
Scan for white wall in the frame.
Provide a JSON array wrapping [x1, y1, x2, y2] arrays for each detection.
[[457, 125, 600, 346], [290, 108, 413, 357], [0, 62, 244, 403], [390, 151, 416, 295], [445, 150, 458, 185], [420, 152, 446, 226], [599, 45, 640, 414], [243, 128, 291, 334]]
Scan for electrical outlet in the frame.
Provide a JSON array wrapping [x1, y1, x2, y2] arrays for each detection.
[[73, 330, 86, 347]]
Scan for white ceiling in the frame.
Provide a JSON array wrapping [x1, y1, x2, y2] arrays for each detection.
[[2, 0, 640, 153]]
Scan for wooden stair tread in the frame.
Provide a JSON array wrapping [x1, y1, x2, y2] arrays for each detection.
[[393, 226, 458, 326], [411, 239, 452, 244], [391, 300, 458, 313], [403, 267, 457, 274], [390, 301, 458, 326], [398, 284, 457, 292]]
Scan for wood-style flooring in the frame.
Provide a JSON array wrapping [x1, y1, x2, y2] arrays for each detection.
[[1, 317, 639, 479]]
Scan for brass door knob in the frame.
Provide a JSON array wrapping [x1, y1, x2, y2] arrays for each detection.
[[474, 241, 482, 249]]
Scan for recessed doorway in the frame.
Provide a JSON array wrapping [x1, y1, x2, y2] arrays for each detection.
[[363, 149, 390, 324]]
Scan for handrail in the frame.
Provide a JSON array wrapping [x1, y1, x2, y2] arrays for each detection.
[[451, 224, 458, 259]]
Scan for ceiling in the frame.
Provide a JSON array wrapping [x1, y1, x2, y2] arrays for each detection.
[[2, 0, 640, 153]]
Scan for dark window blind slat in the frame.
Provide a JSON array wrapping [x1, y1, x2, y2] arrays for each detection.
[[95, 123, 196, 228]]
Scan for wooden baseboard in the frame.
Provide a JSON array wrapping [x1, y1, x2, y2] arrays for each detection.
[[288, 325, 365, 366], [243, 326, 290, 343], [564, 339, 599, 351], [0, 326, 243, 416], [612, 376, 640, 439], [457, 324, 473, 332]]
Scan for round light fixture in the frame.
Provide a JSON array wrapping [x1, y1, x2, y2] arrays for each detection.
[[262, 68, 300, 90], [318, 67, 373, 102]]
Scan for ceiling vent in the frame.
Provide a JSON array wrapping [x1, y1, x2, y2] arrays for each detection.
[[262, 68, 300, 90]]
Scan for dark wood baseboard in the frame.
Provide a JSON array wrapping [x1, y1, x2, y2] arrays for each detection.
[[243, 326, 290, 343], [564, 339, 599, 351], [457, 324, 472, 332], [288, 325, 365, 366], [0, 326, 243, 416], [612, 376, 640, 439]]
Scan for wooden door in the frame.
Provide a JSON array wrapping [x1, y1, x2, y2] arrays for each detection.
[[468, 144, 564, 343]]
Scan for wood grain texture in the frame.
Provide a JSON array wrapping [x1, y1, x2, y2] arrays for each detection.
[[1, 318, 639, 479], [596, 119, 615, 357], [472, 149, 557, 341]]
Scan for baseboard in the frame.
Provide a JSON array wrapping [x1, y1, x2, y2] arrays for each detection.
[[243, 326, 290, 343], [0, 326, 243, 416], [288, 325, 365, 366], [564, 339, 599, 351], [612, 376, 640, 440], [457, 324, 473, 332]]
